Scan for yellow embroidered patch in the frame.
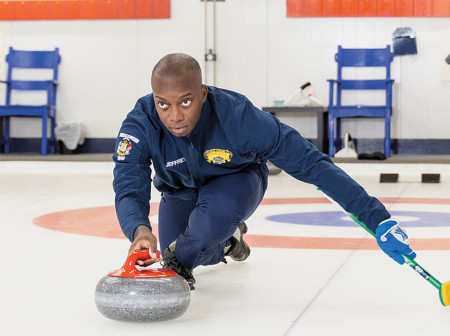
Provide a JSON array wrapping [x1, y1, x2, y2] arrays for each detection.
[[203, 149, 233, 164]]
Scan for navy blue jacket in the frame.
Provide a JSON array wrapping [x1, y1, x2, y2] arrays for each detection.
[[113, 86, 390, 241]]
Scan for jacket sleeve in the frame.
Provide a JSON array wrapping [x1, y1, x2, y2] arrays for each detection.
[[113, 110, 153, 242], [233, 99, 390, 233]]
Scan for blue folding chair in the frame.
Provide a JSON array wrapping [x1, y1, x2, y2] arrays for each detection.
[[0, 47, 61, 155], [327, 45, 394, 157]]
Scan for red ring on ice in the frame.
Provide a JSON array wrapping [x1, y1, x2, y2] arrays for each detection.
[[32, 197, 450, 250]]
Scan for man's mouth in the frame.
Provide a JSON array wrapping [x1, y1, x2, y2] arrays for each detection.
[[171, 126, 188, 134]]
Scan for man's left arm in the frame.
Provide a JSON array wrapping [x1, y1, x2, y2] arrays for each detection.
[[235, 100, 416, 264]]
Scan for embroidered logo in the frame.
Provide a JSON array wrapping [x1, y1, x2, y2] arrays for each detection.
[[117, 139, 132, 156], [393, 227, 409, 244], [203, 149, 233, 164], [166, 157, 186, 168]]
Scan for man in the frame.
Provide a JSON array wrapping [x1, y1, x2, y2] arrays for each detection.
[[113, 53, 416, 290]]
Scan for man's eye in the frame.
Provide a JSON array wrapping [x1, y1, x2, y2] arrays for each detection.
[[181, 99, 192, 107], [158, 102, 168, 108]]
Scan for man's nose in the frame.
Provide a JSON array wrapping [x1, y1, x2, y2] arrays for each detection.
[[169, 107, 184, 123]]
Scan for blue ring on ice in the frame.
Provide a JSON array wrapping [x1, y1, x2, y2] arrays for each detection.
[[266, 211, 450, 227]]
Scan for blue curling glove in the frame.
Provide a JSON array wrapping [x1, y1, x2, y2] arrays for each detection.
[[375, 219, 417, 265]]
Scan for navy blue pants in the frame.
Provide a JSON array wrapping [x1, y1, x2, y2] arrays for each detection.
[[158, 164, 268, 269]]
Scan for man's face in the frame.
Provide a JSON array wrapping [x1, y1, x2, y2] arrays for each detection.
[[152, 71, 208, 137]]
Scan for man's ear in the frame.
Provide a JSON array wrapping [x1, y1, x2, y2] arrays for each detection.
[[201, 85, 208, 103]]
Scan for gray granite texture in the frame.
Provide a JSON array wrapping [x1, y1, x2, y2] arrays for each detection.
[[95, 274, 191, 322]]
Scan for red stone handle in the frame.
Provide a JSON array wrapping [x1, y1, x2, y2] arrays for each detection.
[[123, 249, 161, 271], [108, 250, 171, 278]]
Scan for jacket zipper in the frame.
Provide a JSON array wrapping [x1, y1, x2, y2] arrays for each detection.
[[188, 141, 204, 186]]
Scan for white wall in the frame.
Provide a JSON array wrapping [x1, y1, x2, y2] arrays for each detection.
[[0, 0, 449, 141]]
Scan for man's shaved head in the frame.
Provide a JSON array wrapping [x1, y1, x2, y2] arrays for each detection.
[[151, 53, 202, 81], [151, 53, 208, 137]]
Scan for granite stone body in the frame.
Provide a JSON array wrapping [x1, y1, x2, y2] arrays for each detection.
[[95, 274, 191, 322]]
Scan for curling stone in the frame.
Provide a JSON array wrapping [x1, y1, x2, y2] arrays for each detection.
[[95, 250, 190, 322]]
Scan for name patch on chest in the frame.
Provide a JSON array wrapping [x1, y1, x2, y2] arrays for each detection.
[[166, 157, 186, 168], [203, 149, 233, 164]]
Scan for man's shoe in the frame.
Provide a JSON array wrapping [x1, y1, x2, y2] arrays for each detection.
[[162, 246, 196, 290], [226, 222, 251, 261]]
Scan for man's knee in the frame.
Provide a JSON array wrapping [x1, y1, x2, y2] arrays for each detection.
[[182, 213, 237, 251]]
